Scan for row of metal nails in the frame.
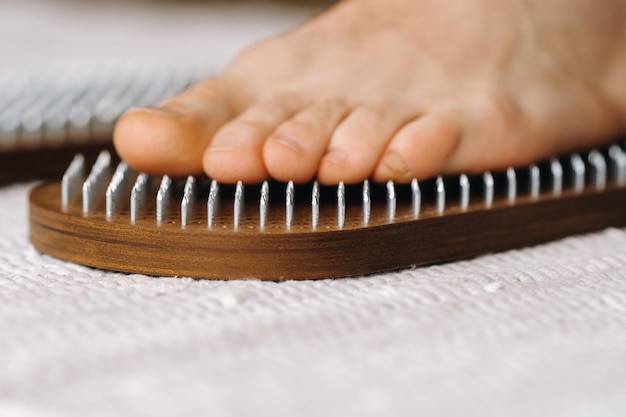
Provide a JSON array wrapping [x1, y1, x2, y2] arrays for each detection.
[[0, 70, 201, 150], [63, 145, 626, 229]]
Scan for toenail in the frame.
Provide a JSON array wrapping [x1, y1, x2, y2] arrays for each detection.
[[382, 150, 412, 178], [324, 149, 348, 164], [271, 134, 305, 154]]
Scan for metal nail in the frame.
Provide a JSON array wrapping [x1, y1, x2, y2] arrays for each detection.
[[529, 164, 540, 199], [483, 171, 494, 208], [82, 150, 111, 214], [337, 181, 345, 229], [156, 175, 172, 225], [181, 176, 195, 228], [363, 180, 371, 225], [207, 180, 219, 229], [436, 176, 445, 214], [570, 154, 585, 193], [460, 174, 470, 210], [62, 153, 85, 210], [589, 150, 606, 190], [506, 167, 517, 203], [411, 178, 421, 218], [286, 181, 294, 230], [260, 181, 269, 230], [609, 145, 626, 186], [386, 180, 396, 221], [234, 181, 244, 229], [105, 162, 130, 219], [311, 181, 320, 229], [550, 158, 563, 196], [130, 173, 149, 224]]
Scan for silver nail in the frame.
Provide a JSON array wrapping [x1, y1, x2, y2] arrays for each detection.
[[483, 171, 494, 208], [82, 150, 111, 214], [286, 181, 294, 230], [20, 111, 43, 148], [570, 154, 585, 193], [609, 145, 626, 186], [130, 173, 149, 224], [0, 111, 19, 151], [386, 180, 396, 221], [156, 175, 172, 225], [62, 153, 85, 210], [337, 181, 345, 229], [436, 176, 445, 214], [529, 164, 540, 199], [181, 176, 195, 228], [105, 162, 130, 219], [311, 181, 320, 229], [260, 181, 269, 230], [550, 158, 563, 196], [617, 153, 626, 187], [506, 167, 517, 203], [362, 180, 371, 225], [411, 178, 421, 218], [589, 150, 606, 190], [207, 180, 219, 229], [459, 174, 470, 210], [234, 181, 244, 229]]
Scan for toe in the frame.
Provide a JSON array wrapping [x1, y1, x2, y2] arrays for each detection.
[[263, 100, 349, 183], [373, 113, 462, 182], [113, 77, 237, 177], [203, 93, 307, 183], [317, 105, 415, 184]]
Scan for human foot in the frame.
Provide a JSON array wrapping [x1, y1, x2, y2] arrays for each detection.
[[114, 0, 626, 184]]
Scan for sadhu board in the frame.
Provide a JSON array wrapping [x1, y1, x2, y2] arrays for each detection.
[[29, 142, 626, 280]]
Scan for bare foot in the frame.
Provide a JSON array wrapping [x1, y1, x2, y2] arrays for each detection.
[[114, 0, 626, 184]]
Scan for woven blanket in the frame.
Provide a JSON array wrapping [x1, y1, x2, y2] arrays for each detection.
[[2, 182, 626, 416]]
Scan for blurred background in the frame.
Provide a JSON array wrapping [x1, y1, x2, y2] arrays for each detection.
[[0, 0, 333, 75], [0, 0, 333, 180]]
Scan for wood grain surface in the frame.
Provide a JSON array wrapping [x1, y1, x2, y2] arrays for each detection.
[[29, 175, 626, 280]]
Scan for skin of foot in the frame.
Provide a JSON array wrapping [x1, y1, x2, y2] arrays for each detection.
[[113, 0, 626, 185]]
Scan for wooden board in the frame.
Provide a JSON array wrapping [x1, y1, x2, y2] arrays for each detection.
[[0, 142, 115, 184], [29, 146, 626, 280]]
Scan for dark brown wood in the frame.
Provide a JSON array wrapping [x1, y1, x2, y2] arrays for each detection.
[[0, 141, 116, 184], [29, 177, 626, 280]]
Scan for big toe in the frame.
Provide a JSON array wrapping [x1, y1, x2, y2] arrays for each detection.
[[113, 77, 238, 177]]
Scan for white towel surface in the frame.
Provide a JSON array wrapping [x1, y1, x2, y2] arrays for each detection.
[[2, 182, 626, 417], [1, 1, 626, 416]]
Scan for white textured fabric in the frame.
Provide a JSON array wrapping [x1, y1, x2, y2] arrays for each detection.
[[2, 182, 626, 417], [2, 1, 626, 415]]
